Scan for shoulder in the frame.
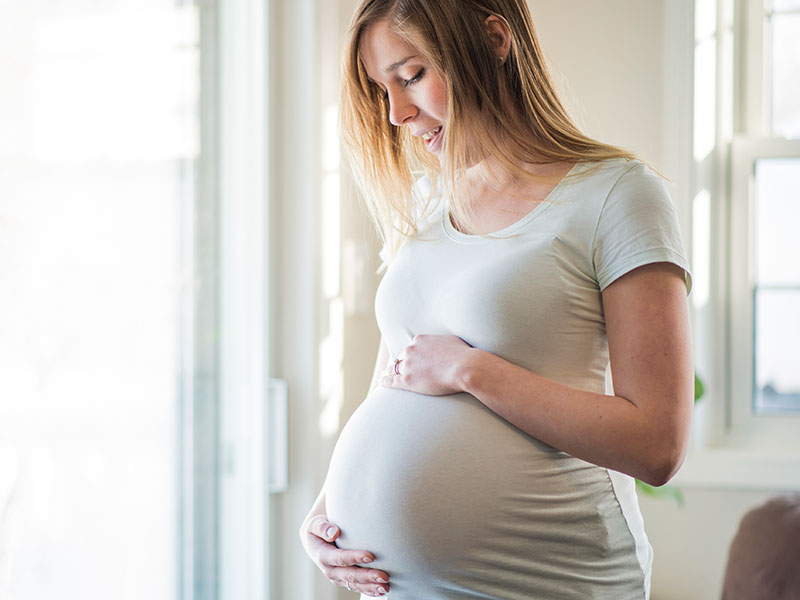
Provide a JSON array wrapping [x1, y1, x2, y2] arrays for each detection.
[[606, 159, 668, 201], [551, 159, 668, 238], [411, 173, 442, 225], [595, 159, 674, 224], [379, 174, 442, 266], [585, 160, 691, 292], [568, 158, 665, 202], [412, 173, 433, 198], [561, 158, 672, 225]]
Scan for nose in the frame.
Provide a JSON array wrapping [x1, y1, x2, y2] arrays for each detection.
[[387, 91, 417, 127]]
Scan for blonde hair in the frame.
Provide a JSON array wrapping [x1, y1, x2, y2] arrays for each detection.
[[341, 0, 637, 261]]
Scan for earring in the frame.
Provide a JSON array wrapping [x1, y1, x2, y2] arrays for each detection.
[[498, 55, 506, 64]]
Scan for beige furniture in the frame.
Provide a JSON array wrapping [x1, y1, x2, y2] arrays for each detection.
[[722, 494, 800, 599]]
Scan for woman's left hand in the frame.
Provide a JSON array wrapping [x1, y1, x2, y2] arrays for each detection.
[[381, 334, 477, 395]]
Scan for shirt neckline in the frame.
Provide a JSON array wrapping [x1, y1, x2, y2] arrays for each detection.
[[440, 161, 585, 242]]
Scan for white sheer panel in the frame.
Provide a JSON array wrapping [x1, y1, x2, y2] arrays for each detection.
[[0, 2, 199, 599]]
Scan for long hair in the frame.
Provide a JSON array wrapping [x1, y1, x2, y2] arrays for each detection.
[[341, 0, 637, 261]]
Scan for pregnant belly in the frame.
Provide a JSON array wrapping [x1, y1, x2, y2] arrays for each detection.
[[325, 387, 633, 599]]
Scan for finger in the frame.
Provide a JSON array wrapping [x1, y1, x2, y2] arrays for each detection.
[[329, 567, 390, 596], [318, 543, 375, 568], [384, 357, 402, 377], [307, 514, 340, 542], [343, 581, 389, 597]]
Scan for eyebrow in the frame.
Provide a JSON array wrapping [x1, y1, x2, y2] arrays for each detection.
[[385, 55, 418, 72]]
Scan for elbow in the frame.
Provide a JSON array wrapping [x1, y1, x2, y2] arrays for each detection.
[[638, 441, 688, 487], [640, 463, 680, 488], [636, 396, 693, 487]]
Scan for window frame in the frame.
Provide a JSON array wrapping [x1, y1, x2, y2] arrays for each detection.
[[214, 0, 276, 599], [676, 0, 800, 490], [728, 0, 800, 436], [739, 0, 768, 134], [728, 136, 800, 448], [186, 3, 221, 598], [187, 0, 277, 598]]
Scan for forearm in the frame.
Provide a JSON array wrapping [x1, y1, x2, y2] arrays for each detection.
[[458, 349, 690, 486]]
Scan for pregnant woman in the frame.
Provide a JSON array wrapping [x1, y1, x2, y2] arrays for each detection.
[[300, 1, 693, 598]]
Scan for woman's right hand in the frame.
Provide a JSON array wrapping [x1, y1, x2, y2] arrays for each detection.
[[299, 514, 391, 597]]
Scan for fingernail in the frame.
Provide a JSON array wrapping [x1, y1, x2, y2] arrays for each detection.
[[377, 589, 388, 596], [376, 577, 388, 583], [361, 555, 373, 563], [325, 526, 337, 538]]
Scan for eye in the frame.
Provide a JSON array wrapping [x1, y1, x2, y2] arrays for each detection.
[[402, 68, 425, 87]]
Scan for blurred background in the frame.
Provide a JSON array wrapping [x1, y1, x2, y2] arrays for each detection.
[[0, 1, 797, 599]]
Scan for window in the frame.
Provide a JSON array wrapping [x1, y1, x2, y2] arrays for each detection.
[[730, 140, 800, 438], [730, 0, 800, 433], [694, 0, 800, 454], [764, 0, 800, 137], [752, 157, 800, 413], [0, 3, 206, 598], [0, 1, 275, 598]]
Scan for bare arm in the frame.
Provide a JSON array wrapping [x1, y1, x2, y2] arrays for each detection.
[[382, 263, 694, 486]]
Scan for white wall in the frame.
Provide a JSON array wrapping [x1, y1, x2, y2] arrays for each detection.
[[528, 0, 667, 167]]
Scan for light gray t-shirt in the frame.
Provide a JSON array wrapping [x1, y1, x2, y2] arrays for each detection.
[[325, 159, 691, 599]]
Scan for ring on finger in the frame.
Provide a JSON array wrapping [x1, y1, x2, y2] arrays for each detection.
[[394, 358, 402, 375], [345, 581, 353, 592]]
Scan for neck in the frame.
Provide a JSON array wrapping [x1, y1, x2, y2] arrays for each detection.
[[464, 154, 568, 197]]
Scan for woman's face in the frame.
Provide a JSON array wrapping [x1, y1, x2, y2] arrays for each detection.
[[359, 20, 448, 154]]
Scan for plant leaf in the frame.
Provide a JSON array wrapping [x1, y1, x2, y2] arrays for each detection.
[[636, 479, 685, 506]]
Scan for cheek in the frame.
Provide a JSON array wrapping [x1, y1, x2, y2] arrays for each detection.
[[431, 86, 448, 117], [426, 75, 448, 117]]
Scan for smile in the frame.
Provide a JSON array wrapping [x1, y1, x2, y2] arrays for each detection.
[[421, 125, 442, 141]]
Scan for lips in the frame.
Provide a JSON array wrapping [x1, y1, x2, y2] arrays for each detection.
[[421, 125, 442, 141], [419, 125, 443, 151]]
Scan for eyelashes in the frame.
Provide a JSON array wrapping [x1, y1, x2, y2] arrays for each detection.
[[402, 68, 425, 87], [375, 68, 426, 100]]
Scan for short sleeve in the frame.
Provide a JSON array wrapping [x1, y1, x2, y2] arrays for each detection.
[[592, 163, 692, 293]]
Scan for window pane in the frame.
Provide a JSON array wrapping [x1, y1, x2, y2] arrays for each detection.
[[770, 14, 800, 137], [754, 289, 800, 413], [754, 158, 800, 285], [0, 2, 199, 598], [753, 158, 800, 414], [772, 0, 800, 12]]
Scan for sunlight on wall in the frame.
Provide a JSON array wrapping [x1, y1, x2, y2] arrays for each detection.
[[692, 189, 711, 310], [694, 0, 717, 163], [319, 104, 344, 438]]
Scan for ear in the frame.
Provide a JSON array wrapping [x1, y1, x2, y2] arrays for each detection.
[[483, 15, 512, 61]]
